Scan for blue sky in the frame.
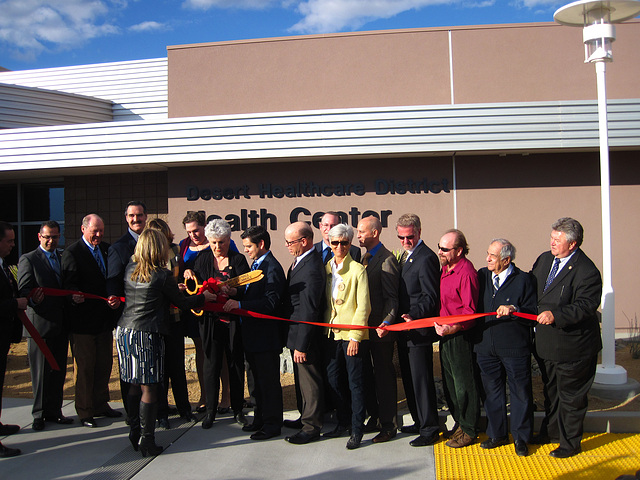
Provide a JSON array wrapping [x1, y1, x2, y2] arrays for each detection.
[[1, 0, 570, 72]]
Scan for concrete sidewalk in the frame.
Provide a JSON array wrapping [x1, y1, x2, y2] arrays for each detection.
[[0, 398, 435, 480]]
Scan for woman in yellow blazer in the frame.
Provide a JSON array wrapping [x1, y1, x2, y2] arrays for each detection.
[[323, 223, 371, 450]]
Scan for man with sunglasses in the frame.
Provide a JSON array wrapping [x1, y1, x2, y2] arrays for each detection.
[[395, 213, 441, 447], [435, 229, 480, 449]]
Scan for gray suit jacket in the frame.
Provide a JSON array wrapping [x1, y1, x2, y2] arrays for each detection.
[[364, 244, 399, 342], [18, 247, 65, 338]]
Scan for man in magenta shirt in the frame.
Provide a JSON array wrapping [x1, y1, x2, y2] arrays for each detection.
[[434, 229, 480, 448]]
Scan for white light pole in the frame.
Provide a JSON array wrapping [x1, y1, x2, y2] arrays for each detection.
[[554, 0, 640, 385]]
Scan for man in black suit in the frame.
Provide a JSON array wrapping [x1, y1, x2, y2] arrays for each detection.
[[61, 214, 120, 428], [107, 201, 147, 420], [222, 226, 286, 440], [395, 213, 441, 447], [315, 212, 361, 264], [0, 221, 30, 457], [17, 221, 72, 431], [531, 217, 602, 459], [283, 221, 326, 445], [356, 216, 400, 443]]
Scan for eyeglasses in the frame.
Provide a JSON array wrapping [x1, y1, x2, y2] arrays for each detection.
[[285, 237, 305, 247], [320, 223, 338, 229], [397, 235, 415, 241], [40, 235, 60, 240], [330, 240, 350, 247], [438, 244, 454, 252]]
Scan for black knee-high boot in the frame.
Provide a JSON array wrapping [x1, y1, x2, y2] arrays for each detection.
[[139, 401, 163, 457], [127, 393, 141, 451]]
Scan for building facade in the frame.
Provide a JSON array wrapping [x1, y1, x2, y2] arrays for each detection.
[[1, 21, 639, 332]]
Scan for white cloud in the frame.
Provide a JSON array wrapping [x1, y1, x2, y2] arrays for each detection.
[[129, 21, 168, 32], [0, 0, 119, 60], [289, 0, 461, 33], [183, 0, 277, 9]]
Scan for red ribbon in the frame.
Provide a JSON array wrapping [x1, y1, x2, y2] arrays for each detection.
[[17, 310, 60, 371], [36, 287, 124, 303], [200, 302, 537, 332]]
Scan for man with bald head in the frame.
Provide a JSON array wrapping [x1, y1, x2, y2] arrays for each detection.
[[282, 222, 326, 445], [356, 215, 400, 443], [61, 214, 120, 428]]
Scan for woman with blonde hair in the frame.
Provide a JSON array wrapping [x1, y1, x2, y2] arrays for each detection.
[[116, 229, 214, 456]]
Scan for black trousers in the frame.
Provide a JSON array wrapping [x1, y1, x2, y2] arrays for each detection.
[[0, 340, 9, 418], [542, 355, 597, 451], [158, 321, 191, 417], [29, 334, 69, 419], [407, 343, 439, 437], [477, 353, 532, 442], [245, 350, 282, 434], [325, 339, 367, 436], [200, 317, 245, 416], [397, 336, 419, 426], [363, 340, 397, 431]]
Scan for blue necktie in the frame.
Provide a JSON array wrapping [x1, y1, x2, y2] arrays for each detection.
[[493, 275, 500, 291], [323, 248, 332, 264], [49, 252, 61, 281], [544, 258, 561, 292], [93, 247, 106, 277]]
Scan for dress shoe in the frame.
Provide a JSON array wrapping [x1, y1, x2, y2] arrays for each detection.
[[446, 432, 475, 448], [515, 440, 529, 457], [32, 418, 45, 431], [346, 433, 363, 450], [217, 406, 232, 415], [81, 417, 97, 428], [44, 415, 73, 425], [157, 417, 170, 429], [550, 446, 581, 458], [323, 425, 348, 438], [250, 430, 280, 440], [363, 417, 379, 433], [480, 436, 509, 449], [201, 414, 215, 429], [372, 430, 396, 443], [285, 430, 321, 445], [180, 411, 195, 422], [0, 443, 21, 458], [98, 407, 122, 418], [234, 411, 248, 426], [242, 422, 263, 432], [195, 405, 207, 413], [400, 424, 419, 434], [283, 418, 303, 429], [167, 406, 178, 415], [410, 433, 439, 447], [0, 423, 20, 435]]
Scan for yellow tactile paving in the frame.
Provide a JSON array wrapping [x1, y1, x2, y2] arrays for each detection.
[[435, 432, 640, 480]]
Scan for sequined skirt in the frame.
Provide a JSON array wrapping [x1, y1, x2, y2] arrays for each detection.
[[116, 326, 164, 385]]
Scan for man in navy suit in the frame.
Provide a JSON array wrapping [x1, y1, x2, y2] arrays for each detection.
[[0, 221, 30, 457], [17, 221, 72, 431], [395, 213, 441, 447], [532, 217, 602, 459], [222, 226, 286, 440], [107, 200, 147, 419], [61, 214, 120, 428], [314, 212, 361, 264], [283, 222, 326, 445]]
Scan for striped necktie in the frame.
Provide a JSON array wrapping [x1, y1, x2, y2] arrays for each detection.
[[544, 258, 561, 292]]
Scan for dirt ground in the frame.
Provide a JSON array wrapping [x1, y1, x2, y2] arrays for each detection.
[[4, 339, 640, 414]]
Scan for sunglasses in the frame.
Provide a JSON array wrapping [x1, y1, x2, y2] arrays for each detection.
[[330, 240, 350, 247], [438, 244, 454, 252], [397, 235, 415, 241]]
